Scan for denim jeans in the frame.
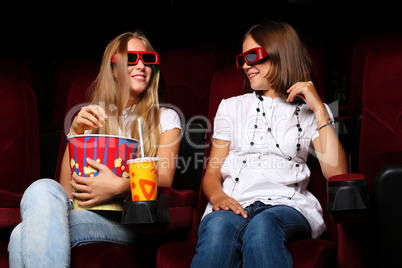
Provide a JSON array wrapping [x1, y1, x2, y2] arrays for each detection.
[[8, 179, 138, 268], [191, 202, 311, 268]]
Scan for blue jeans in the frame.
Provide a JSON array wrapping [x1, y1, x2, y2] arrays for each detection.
[[8, 179, 138, 268], [191, 202, 311, 268]]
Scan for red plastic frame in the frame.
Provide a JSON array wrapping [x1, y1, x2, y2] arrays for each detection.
[[236, 47, 268, 69], [111, 51, 160, 65]]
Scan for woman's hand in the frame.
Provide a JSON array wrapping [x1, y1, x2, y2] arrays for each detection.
[[210, 191, 248, 219], [70, 158, 128, 207], [286, 81, 324, 113], [70, 105, 107, 136]]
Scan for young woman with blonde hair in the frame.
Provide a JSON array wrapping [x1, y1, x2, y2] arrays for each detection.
[[8, 31, 182, 267]]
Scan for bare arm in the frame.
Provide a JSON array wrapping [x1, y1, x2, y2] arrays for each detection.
[[202, 139, 247, 218], [156, 128, 181, 187], [312, 105, 348, 179], [287, 81, 348, 179]]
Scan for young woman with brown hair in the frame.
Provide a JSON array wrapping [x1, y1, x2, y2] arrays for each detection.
[[191, 21, 347, 268]]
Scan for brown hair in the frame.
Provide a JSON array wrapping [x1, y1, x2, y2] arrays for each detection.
[[90, 31, 160, 157], [244, 21, 313, 100]]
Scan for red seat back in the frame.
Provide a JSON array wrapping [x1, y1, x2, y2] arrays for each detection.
[[359, 40, 402, 192], [51, 59, 99, 128], [350, 34, 402, 129], [159, 49, 215, 118], [0, 62, 40, 227], [306, 41, 329, 103], [53, 70, 97, 182]]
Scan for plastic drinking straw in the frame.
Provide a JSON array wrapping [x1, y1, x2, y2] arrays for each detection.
[[138, 118, 145, 158]]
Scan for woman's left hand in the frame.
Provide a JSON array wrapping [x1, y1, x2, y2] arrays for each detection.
[[286, 81, 324, 113], [71, 158, 126, 207]]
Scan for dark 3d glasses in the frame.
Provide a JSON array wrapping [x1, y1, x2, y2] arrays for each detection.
[[111, 51, 160, 65]]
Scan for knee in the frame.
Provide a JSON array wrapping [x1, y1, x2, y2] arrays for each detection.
[[250, 214, 279, 231], [245, 215, 283, 244], [21, 179, 68, 207], [198, 211, 239, 246], [8, 224, 21, 253], [25, 179, 60, 193], [25, 179, 66, 196], [200, 212, 232, 235]]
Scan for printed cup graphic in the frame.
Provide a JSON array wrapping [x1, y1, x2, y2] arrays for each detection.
[[68, 135, 138, 211], [128, 157, 159, 201]]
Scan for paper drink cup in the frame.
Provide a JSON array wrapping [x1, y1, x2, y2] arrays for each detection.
[[128, 157, 159, 201], [68, 134, 138, 211]]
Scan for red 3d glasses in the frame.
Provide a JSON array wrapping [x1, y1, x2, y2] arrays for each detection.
[[236, 47, 268, 69], [111, 51, 160, 65]]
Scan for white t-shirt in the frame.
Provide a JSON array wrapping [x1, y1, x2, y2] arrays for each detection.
[[202, 92, 334, 239], [85, 106, 182, 136], [158, 107, 182, 134]]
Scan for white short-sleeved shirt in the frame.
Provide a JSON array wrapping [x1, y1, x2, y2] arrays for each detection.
[[85, 106, 182, 136], [202, 92, 334, 239], [158, 107, 182, 134]]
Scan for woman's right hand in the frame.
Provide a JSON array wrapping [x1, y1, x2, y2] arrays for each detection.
[[70, 105, 107, 136], [210, 191, 248, 218]]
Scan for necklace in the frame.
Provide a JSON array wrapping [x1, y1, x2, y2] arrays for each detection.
[[231, 94, 302, 198]]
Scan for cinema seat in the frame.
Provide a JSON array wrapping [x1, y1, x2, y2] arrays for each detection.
[[359, 40, 402, 267], [0, 62, 40, 267], [345, 34, 402, 172]]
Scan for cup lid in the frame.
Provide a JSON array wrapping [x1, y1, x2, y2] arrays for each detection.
[[127, 157, 160, 163]]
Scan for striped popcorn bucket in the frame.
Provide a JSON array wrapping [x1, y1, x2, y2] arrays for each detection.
[[68, 135, 138, 211]]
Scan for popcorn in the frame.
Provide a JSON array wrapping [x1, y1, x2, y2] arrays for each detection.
[[70, 158, 75, 169], [84, 166, 98, 175], [114, 158, 122, 168]]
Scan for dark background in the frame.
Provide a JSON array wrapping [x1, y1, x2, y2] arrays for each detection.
[[2, 0, 401, 100], [2, 0, 400, 62]]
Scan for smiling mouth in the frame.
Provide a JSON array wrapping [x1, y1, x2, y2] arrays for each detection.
[[249, 73, 258, 79], [132, 75, 146, 80]]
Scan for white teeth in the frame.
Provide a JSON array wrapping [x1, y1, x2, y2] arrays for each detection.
[[249, 74, 257, 78]]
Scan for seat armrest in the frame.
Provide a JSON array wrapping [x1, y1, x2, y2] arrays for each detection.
[[133, 187, 197, 234], [0, 190, 22, 208], [327, 174, 371, 223], [158, 187, 197, 207]]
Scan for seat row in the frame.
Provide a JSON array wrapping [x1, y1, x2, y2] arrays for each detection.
[[1, 33, 402, 267]]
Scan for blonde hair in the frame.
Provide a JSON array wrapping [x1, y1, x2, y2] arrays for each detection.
[[90, 31, 160, 157], [244, 21, 312, 100]]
